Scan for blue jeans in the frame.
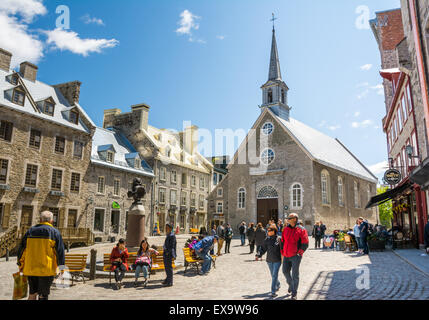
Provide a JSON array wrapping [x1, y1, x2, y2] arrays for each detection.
[[355, 237, 362, 249], [282, 255, 302, 296], [240, 234, 246, 245], [197, 251, 212, 273], [267, 261, 281, 294], [135, 264, 149, 279]]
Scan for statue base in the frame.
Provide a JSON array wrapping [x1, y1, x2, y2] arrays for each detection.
[[125, 203, 146, 248]]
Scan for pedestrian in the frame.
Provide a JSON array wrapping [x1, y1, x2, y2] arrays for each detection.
[[424, 220, 429, 254], [239, 221, 247, 246], [255, 223, 266, 259], [256, 224, 282, 298], [358, 217, 369, 255], [353, 219, 362, 254], [311, 221, 323, 249], [194, 235, 218, 275], [162, 224, 176, 286], [277, 219, 284, 236], [210, 225, 217, 255], [246, 223, 256, 254], [216, 224, 225, 256], [224, 224, 233, 253], [17, 211, 65, 300], [320, 221, 326, 237], [109, 238, 129, 290], [281, 213, 309, 300], [134, 238, 159, 287]]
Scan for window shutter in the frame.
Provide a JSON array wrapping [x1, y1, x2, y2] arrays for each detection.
[[1, 203, 11, 229], [59, 208, 66, 228]]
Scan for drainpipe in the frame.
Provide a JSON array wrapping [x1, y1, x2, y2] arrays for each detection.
[[408, 0, 429, 146]]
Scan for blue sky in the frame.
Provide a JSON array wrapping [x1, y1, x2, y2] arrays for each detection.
[[0, 0, 401, 181]]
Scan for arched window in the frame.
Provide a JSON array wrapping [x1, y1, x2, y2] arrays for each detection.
[[238, 188, 246, 209], [367, 185, 371, 209], [260, 148, 275, 165], [257, 186, 278, 199], [268, 89, 273, 103], [354, 181, 360, 208], [291, 183, 303, 209], [338, 177, 344, 207], [321, 170, 331, 205], [281, 89, 285, 103]]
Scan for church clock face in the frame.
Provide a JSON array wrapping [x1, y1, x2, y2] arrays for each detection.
[[262, 122, 274, 135]]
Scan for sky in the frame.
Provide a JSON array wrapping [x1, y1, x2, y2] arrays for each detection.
[[0, 0, 402, 182]]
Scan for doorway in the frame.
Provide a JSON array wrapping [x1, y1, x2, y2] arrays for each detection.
[[257, 198, 278, 226], [111, 210, 120, 234]]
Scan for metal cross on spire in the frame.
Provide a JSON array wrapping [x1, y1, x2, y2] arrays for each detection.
[[271, 13, 278, 30]]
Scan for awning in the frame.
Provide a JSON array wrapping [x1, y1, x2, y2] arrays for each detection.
[[365, 182, 413, 209], [409, 157, 429, 190]]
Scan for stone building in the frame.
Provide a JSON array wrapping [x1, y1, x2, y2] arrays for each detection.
[[207, 156, 229, 228], [86, 127, 154, 242], [103, 104, 213, 235], [0, 48, 95, 233], [207, 27, 378, 234], [369, 3, 429, 248]]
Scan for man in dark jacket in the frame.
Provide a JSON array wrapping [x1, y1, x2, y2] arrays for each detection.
[[195, 235, 218, 275], [320, 221, 326, 236], [239, 222, 247, 246], [255, 223, 266, 258], [281, 213, 309, 300], [17, 211, 65, 300], [246, 223, 256, 254], [358, 217, 369, 255], [224, 224, 233, 253], [256, 225, 282, 297], [311, 222, 323, 249], [424, 220, 429, 254], [162, 224, 176, 286]]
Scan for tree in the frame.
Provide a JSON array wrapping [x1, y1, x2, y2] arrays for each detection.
[[377, 186, 393, 227]]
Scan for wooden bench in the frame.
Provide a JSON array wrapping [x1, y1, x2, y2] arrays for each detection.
[[190, 228, 199, 234], [103, 250, 175, 285], [64, 254, 88, 285], [344, 235, 356, 252], [183, 247, 201, 273]]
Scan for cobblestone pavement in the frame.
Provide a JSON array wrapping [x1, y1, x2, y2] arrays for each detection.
[[1, 237, 429, 300]]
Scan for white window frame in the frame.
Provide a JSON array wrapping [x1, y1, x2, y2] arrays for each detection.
[[338, 177, 344, 207], [93, 207, 105, 232], [0, 157, 11, 185], [171, 170, 177, 184], [170, 189, 177, 205], [113, 178, 121, 197], [261, 122, 274, 135], [73, 140, 84, 159], [321, 170, 330, 205], [23, 161, 39, 188], [260, 148, 275, 165], [216, 201, 223, 214], [217, 187, 223, 197], [238, 187, 246, 209], [290, 183, 303, 209], [354, 181, 360, 208], [97, 176, 106, 194], [53, 136, 66, 155], [159, 187, 166, 204], [28, 127, 42, 150]]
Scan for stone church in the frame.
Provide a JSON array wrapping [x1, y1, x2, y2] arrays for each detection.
[[207, 26, 378, 233]]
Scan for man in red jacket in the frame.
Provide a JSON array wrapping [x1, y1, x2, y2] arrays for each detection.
[[281, 213, 309, 300]]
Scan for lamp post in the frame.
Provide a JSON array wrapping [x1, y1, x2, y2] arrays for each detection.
[[406, 145, 421, 164]]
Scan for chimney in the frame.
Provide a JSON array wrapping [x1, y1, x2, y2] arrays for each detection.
[[0, 48, 12, 72], [131, 103, 150, 132], [53, 81, 82, 105], [103, 108, 122, 128], [19, 61, 38, 82], [184, 125, 199, 155]]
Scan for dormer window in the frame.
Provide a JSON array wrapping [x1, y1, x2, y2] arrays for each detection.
[[12, 87, 25, 106], [10, 74, 18, 85], [135, 159, 141, 169], [69, 110, 79, 124], [107, 151, 114, 163], [44, 101, 55, 116]]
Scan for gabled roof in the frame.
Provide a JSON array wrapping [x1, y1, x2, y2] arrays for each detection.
[[0, 68, 93, 133], [91, 127, 153, 176], [227, 108, 377, 183]]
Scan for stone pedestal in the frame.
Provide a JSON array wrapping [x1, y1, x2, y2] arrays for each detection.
[[125, 203, 146, 249]]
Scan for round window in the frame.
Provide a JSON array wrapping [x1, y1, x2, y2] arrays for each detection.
[[262, 122, 274, 135], [260, 148, 275, 165]]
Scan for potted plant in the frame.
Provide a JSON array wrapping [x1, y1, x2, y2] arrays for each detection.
[[336, 231, 346, 251], [368, 232, 386, 251]]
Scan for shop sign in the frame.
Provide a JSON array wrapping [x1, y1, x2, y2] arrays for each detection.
[[384, 169, 402, 185]]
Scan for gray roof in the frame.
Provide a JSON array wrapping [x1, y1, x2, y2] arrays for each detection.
[[273, 111, 377, 183], [0, 68, 92, 133], [91, 127, 153, 176]]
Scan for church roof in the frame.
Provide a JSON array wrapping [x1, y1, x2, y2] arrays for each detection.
[[268, 28, 282, 81], [273, 112, 378, 183]]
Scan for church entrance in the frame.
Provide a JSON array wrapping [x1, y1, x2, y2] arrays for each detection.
[[257, 186, 279, 226]]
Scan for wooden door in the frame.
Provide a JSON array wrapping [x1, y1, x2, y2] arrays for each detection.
[[257, 199, 278, 226]]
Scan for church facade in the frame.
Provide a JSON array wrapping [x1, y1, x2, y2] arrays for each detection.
[[207, 27, 378, 234]]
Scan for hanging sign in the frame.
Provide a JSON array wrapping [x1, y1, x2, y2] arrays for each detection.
[[112, 201, 121, 209], [384, 169, 401, 185]]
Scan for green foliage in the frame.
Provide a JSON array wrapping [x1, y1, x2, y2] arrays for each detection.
[[377, 186, 393, 228]]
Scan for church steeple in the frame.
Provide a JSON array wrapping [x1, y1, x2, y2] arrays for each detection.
[[268, 27, 282, 81], [261, 15, 291, 121]]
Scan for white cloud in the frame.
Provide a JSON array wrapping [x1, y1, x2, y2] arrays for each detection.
[[368, 160, 389, 175], [175, 10, 205, 43], [352, 119, 374, 128], [356, 82, 369, 88], [216, 35, 225, 40], [371, 84, 384, 95], [81, 14, 105, 26], [0, 0, 46, 23], [354, 111, 361, 117], [0, 0, 46, 68], [360, 64, 372, 71], [328, 125, 341, 131], [357, 89, 369, 100], [44, 28, 118, 56], [318, 120, 327, 127]]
